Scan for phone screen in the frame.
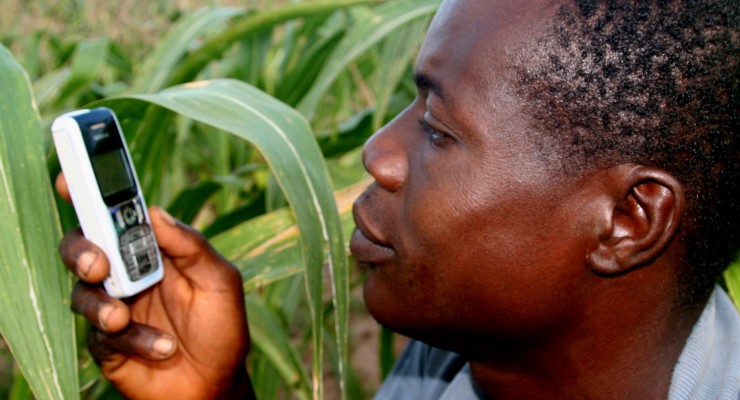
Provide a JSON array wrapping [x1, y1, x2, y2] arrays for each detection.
[[91, 149, 136, 198]]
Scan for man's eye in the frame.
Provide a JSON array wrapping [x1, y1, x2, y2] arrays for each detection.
[[419, 118, 455, 147]]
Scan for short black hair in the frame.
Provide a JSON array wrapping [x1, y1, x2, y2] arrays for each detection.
[[514, 0, 739, 305]]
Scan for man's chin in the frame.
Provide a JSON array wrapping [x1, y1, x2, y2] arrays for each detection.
[[362, 276, 419, 336]]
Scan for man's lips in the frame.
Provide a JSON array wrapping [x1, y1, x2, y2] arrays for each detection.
[[350, 228, 395, 265], [350, 206, 395, 265]]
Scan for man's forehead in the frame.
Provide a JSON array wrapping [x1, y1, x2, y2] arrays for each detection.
[[415, 0, 560, 112]]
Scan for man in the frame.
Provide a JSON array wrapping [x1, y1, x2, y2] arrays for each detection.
[[58, 0, 739, 398]]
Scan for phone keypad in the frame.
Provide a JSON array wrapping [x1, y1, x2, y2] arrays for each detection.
[[110, 197, 159, 281]]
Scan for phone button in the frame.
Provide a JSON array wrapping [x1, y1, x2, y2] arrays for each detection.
[[123, 206, 137, 225], [115, 210, 126, 229], [119, 224, 158, 281], [134, 201, 144, 222]]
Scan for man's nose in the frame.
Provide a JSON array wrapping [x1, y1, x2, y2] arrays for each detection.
[[362, 116, 409, 193]]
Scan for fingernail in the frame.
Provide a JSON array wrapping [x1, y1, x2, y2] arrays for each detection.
[[78, 251, 98, 278], [153, 336, 175, 357], [158, 207, 177, 226], [98, 303, 116, 330]]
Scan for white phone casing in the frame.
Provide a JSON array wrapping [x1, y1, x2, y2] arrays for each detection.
[[52, 109, 164, 298]]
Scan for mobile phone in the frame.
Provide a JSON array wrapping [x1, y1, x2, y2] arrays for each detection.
[[52, 107, 164, 298]]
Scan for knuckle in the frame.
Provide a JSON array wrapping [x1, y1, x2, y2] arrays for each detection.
[[187, 225, 209, 250], [120, 324, 170, 360], [58, 229, 79, 257], [71, 283, 96, 313], [87, 327, 116, 362], [224, 262, 243, 285]]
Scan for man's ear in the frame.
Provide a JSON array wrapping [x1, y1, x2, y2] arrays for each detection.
[[587, 164, 685, 275]]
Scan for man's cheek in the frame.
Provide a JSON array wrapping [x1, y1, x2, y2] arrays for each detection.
[[410, 196, 470, 235]]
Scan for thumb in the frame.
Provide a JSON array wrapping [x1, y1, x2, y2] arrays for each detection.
[[149, 206, 237, 287]]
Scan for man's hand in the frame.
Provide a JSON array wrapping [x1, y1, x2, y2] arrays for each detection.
[[56, 174, 253, 400]]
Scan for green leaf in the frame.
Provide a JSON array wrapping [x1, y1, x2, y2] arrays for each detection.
[[371, 18, 430, 130], [0, 44, 78, 400], [9, 368, 32, 400], [69, 38, 110, 83], [273, 22, 345, 107], [166, 180, 222, 225], [220, 183, 367, 399], [297, 0, 441, 117], [33, 68, 71, 112], [131, 7, 244, 94], [54, 38, 110, 107], [164, 0, 383, 89], [246, 295, 311, 400], [113, 101, 177, 206], [96, 78, 348, 399], [724, 257, 740, 310], [215, 210, 300, 289], [212, 181, 366, 399]]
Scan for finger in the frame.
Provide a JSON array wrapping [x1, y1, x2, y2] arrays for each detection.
[[55, 173, 72, 203], [88, 322, 178, 362], [59, 228, 110, 283], [72, 282, 130, 332], [149, 206, 240, 286]]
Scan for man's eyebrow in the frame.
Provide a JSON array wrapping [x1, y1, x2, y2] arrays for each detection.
[[413, 72, 445, 100]]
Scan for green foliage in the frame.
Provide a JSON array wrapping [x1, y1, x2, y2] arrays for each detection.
[[0, 44, 78, 400], [725, 258, 740, 307], [296, 0, 439, 118], [0, 1, 440, 399]]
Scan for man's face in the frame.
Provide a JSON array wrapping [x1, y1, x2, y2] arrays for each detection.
[[350, 0, 594, 349]]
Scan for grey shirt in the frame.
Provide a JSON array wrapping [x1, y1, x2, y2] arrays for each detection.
[[376, 287, 740, 399]]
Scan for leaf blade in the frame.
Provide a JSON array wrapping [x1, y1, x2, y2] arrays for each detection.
[[131, 7, 244, 94], [164, 0, 383, 89], [297, 0, 440, 117], [724, 257, 740, 310], [0, 44, 78, 400]]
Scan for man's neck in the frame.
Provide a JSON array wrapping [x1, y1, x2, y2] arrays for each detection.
[[465, 287, 705, 399]]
